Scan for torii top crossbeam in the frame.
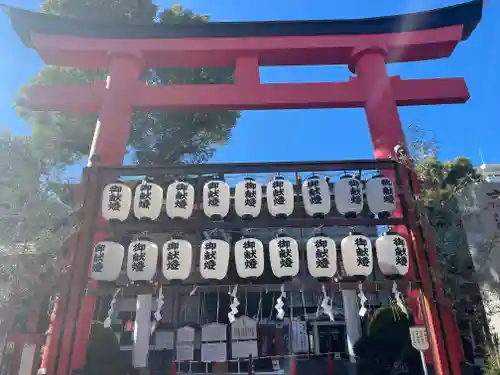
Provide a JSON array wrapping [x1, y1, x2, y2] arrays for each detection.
[[4, 1, 482, 112]]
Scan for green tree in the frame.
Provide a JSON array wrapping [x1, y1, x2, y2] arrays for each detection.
[[0, 131, 75, 330], [17, 0, 239, 168], [2, 0, 240, 331], [354, 306, 421, 375], [84, 321, 124, 375]]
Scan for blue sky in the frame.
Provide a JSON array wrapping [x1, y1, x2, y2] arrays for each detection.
[[0, 0, 498, 168]]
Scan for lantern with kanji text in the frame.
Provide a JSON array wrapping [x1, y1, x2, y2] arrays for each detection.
[[203, 179, 231, 220], [269, 232, 299, 278], [340, 232, 373, 279], [235, 178, 262, 220], [375, 231, 410, 277], [162, 237, 193, 280], [334, 175, 364, 218], [306, 234, 337, 279], [133, 178, 163, 220], [365, 175, 396, 218], [102, 181, 132, 221], [267, 176, 294, 218], [165, 180, 195, 220], [234, 237, 265, 278], [302, 176, 331, 218], [126, 238, 158, 282], [90, 241, 124, 281], [200, 237, 230, 280]]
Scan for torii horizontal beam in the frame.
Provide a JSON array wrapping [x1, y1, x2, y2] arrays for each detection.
[[22, 76, 469, 112]]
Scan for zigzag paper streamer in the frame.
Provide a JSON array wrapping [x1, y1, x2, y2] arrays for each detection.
[[104, 288, 121, 328], [154, 286, 164, 322], [392, 281, 408, 317], [274, 284, 286, 320], [228, 285, 239, 323], [357, 284, 368, 317], [320, 284, 334, 322]]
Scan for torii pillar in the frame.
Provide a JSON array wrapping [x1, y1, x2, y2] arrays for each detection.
[[5, 1, 483, 375]]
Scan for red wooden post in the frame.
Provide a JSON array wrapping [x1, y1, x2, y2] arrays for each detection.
[[56, 52, 144, 375], [350, 46, 462, 375]]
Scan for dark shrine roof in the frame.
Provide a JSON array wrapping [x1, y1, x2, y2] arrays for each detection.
[[3, 0, 483, 48]]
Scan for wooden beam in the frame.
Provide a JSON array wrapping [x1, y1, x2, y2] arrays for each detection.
[[22, 76, 469, 112]]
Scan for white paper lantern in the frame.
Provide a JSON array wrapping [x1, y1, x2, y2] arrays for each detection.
[[340, 232, 373, 278], [126, 238, 158, 281], [203, 180, 231, 220], [162, 239, 192, 280], [269, 235, 299, 278], [267, 176, 294, 218], [200, 239, 230, 280], [102, 181, 132, 221], [334, 175, 364, 218], [90, 241, 124, 281], [234, 238, 264, 278], [234, 178, 262, 220], [365, 175, 396, 218], [133, 179, 163, 220], [165, 181, 195, 220], [375, 232, 410, 277], [306, 235, 337, 279], [302, 176, 331, 217]]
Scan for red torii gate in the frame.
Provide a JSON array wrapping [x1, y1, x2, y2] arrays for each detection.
[[4, 1, 483, 375]]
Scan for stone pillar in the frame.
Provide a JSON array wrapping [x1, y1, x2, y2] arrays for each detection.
[[133, 295, 153, 368], [342, 290, 362, 364]]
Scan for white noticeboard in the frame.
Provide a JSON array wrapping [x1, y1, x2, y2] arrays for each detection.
[[231, 316, 257, 340], [291, 320, 309, 354], [409, 327, 430, 375], [202, 323, 227, 342], [231, 340, 258, 359], [155, 331, 175, 350], [409, 326, 429, 351], [176, 344, 194, 361], [177, 326, 195, 343], [201, 342, 227, 363]]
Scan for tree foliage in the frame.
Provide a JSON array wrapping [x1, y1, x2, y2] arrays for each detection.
[[1, 0, 240, 331], [17, 0, 239, 168], [84, 321, 124, 375], [354, 306, 420, 375]]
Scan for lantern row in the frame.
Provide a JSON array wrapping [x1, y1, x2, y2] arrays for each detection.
[[102, 175, 397, 222], [90, 232, 409, 283]]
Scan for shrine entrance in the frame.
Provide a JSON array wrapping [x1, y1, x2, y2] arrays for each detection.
[[3, 2, 484, 375]]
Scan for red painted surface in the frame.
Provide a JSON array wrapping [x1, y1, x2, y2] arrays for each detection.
[[19, 24, 471, 375], [30, 26, 463, 68], [22, 77, 469, 112], [62, 53, 143, 375], [39, 295, 59, 374], [351, 47, 455, 375]]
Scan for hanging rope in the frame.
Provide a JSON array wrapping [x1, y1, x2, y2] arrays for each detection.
[[216, 287, 220, 323], [257, 290, 263, 322], [300, 288, 307, 320], [268, 292, 275, 321], [245, 288, 248, 317]]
